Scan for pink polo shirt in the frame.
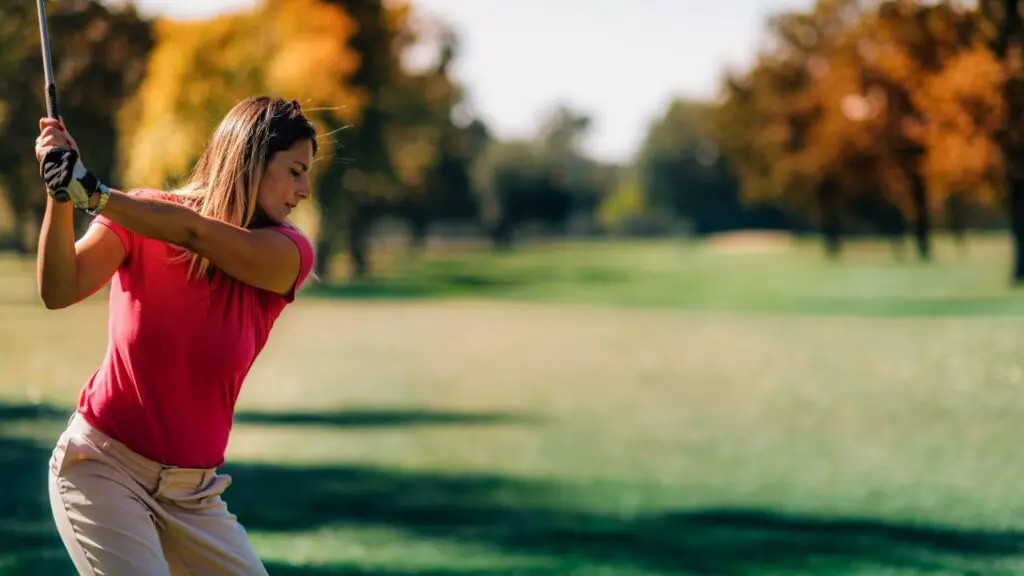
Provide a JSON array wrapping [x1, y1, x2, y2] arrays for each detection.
[[76, 189, 314, 469]]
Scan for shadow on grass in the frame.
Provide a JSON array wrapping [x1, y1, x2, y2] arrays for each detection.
[[0, 403, 70, 422], [233, 408, 539, 428], [305, 260, 629, 303], [0, 402, 538, 430], [5, 401, 1024, 575], [770, 296, 1024, 318], [220, 461, 1024, 575], [306, 277, 526, 301], [306, 279, 1024, 319], [0, 430, 75, 574], [260, 562, 561, 576]]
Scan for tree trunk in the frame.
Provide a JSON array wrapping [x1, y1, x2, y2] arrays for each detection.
[[945, 194, 968, 258], [1009, 174, 1024, 284], [991, 0, 1024, 283], [347, 204, 374, 280], [817, 183, 842, 259], [909, 172, 931, 261]]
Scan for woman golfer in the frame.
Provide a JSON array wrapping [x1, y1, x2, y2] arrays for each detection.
[[35, 95, 317, 575]]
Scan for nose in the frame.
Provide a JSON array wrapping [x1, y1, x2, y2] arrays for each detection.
[[296, 177, 311, 199]]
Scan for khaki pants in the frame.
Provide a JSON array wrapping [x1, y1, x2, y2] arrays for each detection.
[[48, 412, 268, 575]]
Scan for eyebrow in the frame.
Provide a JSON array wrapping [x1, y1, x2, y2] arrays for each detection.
[[293, 161, 309, 172]]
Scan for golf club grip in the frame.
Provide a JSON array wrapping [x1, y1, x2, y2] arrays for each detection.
[[46, 83, 59, 119]]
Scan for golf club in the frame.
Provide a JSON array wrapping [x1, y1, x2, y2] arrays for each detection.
[[35, 0, 59, 120], [35, 0, 70, 203]]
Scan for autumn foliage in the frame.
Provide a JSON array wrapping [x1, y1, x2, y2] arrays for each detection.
[[713, 0, 1020, 264]]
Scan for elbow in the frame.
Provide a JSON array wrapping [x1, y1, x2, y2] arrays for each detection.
[[38, 279, 75, 310], [39, 290, 71, 310]]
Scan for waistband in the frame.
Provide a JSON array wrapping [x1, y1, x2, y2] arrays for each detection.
[[64, 411, 217, 495]]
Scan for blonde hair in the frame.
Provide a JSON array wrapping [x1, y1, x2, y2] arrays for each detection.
[[171, 96, 317, 279]]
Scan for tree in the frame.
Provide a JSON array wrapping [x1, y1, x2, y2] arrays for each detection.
[[120, 0, 362, 186], [471, 104, 612, 247], [715, 0, 1000, 260], [854, 1, 999, 260], [714, 1, 869, 256], [635, 98, 743, 235], [0, 0, 153, 252], [386, 17, 487, 251], [976, 0, 1024, 283]]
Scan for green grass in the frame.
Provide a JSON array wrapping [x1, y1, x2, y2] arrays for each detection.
[[5, 234, 1024, 575], [313, 234, 1024, 316]]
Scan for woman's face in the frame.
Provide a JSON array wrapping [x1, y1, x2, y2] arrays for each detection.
[[256, 139, 313, 225]]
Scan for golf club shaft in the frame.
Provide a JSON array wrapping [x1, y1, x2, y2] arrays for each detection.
[[35, 0, 59, 119]]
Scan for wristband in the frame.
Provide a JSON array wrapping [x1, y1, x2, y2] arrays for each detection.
[[85, 183, 111, 216]]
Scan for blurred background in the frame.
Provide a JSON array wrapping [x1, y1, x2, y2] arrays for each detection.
[[6, 0, 1024, 574]]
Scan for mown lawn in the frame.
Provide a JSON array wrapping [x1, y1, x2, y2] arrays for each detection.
[[4, 235, 1024, 575]]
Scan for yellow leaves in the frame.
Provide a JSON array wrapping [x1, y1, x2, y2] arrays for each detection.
[[120, 0, 364, 189], [120, 11, 266, 187], [261, 0, 361, 121], [387, 125, 441, 189]]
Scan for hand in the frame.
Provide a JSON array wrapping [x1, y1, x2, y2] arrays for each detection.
[[36, 118, 98, 209], [35, 118, 79, 164]]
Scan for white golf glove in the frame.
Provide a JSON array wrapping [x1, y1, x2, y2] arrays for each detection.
[[39, 148, 104, 211]]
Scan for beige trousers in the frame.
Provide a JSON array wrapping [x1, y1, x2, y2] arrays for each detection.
[[47, 412, 268, 575]]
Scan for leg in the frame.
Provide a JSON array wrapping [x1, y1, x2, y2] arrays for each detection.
[[158, 473, 268, 576], [49, 459, 171, 576]]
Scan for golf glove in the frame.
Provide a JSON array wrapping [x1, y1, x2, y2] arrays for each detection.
[[40, 147, 104, 210]]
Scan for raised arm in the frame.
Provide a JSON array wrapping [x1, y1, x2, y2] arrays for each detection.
[[35, 120, 125, 310], [98, 191, 304, 296], [36, 198, 126, 310], [36, 116, 309, 298]]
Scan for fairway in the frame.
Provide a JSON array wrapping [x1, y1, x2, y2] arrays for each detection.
[[5, 237, 1024, 575]]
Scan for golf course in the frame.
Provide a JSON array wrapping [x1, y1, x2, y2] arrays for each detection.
[[4, 235, 1024, 575]]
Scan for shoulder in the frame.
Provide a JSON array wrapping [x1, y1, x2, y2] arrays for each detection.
[[266, 222, 316, 301]]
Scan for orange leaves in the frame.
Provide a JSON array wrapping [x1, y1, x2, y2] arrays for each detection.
[[715, 0, 1009, 219], [262, 0, 362, 122], [120, 12, 264, 187], [120, 0, 363, 189], [916, 47, 1006, 202]]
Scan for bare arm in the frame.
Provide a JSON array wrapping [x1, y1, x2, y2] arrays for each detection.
[[35, 116, 303, 297], [35, 119, 125, 310], [99, 190, 302, 296], [36, 196, 126, 310]]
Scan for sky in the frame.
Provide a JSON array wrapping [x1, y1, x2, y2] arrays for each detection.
[[129, 0, 814, 163]]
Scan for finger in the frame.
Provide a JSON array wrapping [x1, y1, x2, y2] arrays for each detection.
[[38, 125, 61, 138], [38, 137, 63, 150], [37, 132, 66, 148]]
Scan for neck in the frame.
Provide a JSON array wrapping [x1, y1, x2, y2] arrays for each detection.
[[248, 209, 274, 229]]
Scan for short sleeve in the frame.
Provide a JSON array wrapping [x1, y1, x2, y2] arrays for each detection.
[[91, 215, 133, 257], [272, 224, 315, 302]]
